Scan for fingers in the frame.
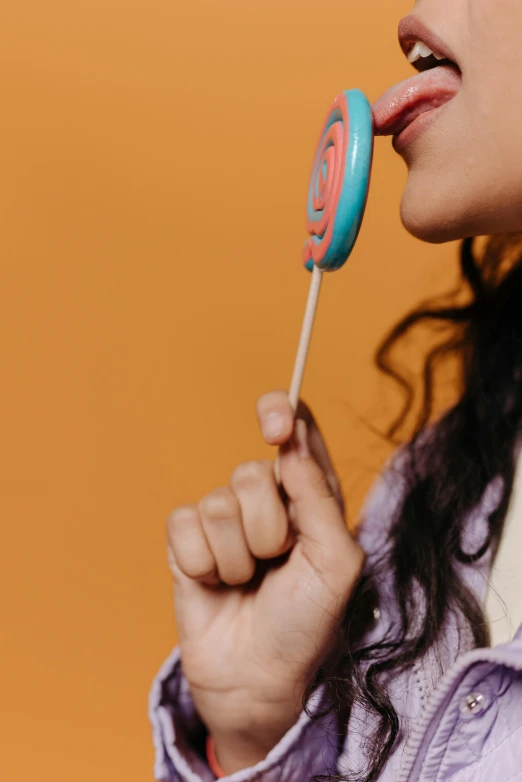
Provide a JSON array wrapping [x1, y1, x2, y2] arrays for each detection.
[[198, 488, 257, 586], [167, 505, 220, 586], [256, 391, 294, 445], [169, 394, 354, 593], [230, 460, 295, 558], [168, 461, 296, 589], [169, 488, 259, 587]]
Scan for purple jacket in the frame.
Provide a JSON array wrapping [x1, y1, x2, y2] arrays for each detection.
[[149, 457, 522, 782]]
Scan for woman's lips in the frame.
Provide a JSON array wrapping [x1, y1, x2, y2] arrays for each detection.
[[372, 65, 462, 139]]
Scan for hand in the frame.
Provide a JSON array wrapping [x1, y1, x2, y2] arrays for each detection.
[[166, 391, 365, 774]]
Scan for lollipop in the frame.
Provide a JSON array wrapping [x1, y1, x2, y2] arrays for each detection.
[[286, 89, 374, 413], [303, 89, 374, 274]]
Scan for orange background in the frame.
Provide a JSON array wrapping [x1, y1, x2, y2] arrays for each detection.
[[0, 1, 460, 780]]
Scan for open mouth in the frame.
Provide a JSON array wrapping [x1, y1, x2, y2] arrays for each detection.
[[372, 18, 462, 145]]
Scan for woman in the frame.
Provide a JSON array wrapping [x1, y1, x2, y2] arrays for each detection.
[[149, 2, 522, 781]]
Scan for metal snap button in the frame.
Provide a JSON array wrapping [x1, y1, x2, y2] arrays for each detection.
[[460, 692, 487, 717]]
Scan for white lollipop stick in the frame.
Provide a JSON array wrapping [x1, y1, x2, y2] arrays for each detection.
[[272, 89, 374, 486], [274, 263, 323, 483]]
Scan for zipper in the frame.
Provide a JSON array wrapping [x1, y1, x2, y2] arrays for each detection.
[[396, 640, 522, 782]]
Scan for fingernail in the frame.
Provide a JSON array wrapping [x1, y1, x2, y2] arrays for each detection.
[[263, 411, 285, 440], [294, 419, 310, 458]]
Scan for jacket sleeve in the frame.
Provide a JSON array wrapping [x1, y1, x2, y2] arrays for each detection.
[[149, 646, 339, 781]]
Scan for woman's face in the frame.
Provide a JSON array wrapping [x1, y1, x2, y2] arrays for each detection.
[[377, 0, 522, 243]]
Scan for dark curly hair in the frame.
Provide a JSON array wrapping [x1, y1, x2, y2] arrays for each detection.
[[304, 234, 522, 781]]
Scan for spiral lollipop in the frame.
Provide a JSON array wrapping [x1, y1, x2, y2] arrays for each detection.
[[286, 89, 374, 415], [304, 89, 373, 272]]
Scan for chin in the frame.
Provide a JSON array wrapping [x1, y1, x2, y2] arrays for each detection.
[[399, 182, 471, 244], [399, 168, 522, 244]]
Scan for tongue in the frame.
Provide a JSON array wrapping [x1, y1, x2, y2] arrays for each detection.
[[372, 65, 462, 137]]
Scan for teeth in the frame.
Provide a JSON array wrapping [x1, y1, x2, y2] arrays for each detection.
[[408, 41, 446, 64]]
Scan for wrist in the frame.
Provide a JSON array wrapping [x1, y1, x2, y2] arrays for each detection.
[[208, 721, 296, 776]]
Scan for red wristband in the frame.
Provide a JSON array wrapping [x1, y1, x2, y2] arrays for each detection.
[[206, 734, 226, 778]]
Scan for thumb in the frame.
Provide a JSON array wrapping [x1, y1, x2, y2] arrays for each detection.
[[279, 419, 357, 555]]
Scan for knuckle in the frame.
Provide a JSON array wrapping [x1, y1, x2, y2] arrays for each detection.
[[168, 504, 199, 523], [167, 504, 199, 532], [199, 486, 238, 520], [230, 459, 270, 489]]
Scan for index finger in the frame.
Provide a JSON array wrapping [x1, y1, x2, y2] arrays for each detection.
[[256, 390, 295, 445]]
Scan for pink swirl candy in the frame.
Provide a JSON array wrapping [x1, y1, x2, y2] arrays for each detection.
[[304, 89, 373, 272]]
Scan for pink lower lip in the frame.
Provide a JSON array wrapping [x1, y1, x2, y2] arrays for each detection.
[[372, 65, 462, 151], [391, 101, 453, 153]]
